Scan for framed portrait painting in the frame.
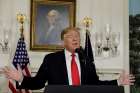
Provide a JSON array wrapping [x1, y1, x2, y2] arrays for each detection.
[[30, 0, 76, 51]]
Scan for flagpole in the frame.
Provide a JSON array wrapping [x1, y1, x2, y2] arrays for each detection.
[[17, 13, 26, 38]]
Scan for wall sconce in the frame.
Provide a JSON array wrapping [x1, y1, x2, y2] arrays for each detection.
[[0, 28, 10, 53], [95, 24, 120, 57], [81, 16, 120, 58]]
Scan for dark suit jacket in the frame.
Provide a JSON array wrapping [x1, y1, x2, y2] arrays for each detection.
[[18, 50, 117, 90]]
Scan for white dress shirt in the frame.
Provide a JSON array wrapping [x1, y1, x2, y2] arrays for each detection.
[[64, 49, 81, 85]]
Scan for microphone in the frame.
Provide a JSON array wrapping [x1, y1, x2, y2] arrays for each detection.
[[75, 47, 86, 64], [75, 46, 84, 53]]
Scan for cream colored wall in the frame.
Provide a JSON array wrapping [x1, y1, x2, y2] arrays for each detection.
[[0, 0, 127, 71], [0, 0, 129, 92], [77, 0, 125, 70]]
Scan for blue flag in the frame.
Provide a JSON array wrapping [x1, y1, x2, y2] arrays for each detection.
[[84, 31, 94, 62]]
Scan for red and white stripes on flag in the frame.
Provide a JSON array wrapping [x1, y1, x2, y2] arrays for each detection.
[[9, 37, 32, 93]]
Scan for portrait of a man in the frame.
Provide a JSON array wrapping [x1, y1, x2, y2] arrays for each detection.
[[35, 4, 69, 45], [30, 0, 76, 51], [45, 9, 63, 45]]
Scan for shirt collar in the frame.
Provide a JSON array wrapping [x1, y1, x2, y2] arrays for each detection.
[[64, 49, 78, 58]]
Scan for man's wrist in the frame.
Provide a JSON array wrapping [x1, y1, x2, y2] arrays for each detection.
[[18, 75, 24, 84]]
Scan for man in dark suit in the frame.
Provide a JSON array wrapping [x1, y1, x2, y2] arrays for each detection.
[[3, 27, 135, 90]]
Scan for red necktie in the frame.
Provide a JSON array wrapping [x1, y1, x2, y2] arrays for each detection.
[[71, 53, 80, 85]]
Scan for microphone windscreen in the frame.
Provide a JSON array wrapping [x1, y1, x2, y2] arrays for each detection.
[[75, 48, 80, 53], [75, 47, 85, 54], [75, 47, 86, 63]]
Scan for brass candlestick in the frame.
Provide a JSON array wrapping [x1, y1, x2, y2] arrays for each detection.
[[17, 13, 26, 37]]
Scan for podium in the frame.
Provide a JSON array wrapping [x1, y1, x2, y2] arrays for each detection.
[[44, 85, 124, 93]]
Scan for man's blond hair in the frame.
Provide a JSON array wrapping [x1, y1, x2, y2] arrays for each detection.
[[61, 27, 80, 40]]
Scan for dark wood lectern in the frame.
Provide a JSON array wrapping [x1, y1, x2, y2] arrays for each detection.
[[44, 85, 124, 93]]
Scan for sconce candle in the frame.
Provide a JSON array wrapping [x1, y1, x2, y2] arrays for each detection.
[[106, 24, 110, 33], [0, 28, 10, 53], [4, 29, 9, 41]]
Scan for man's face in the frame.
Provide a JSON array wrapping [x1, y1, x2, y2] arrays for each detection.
[[63, 30, 80, 53], [46, 10, 59, 25], [47, 15, 56, 25]]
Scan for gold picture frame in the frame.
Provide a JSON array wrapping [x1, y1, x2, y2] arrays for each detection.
[[30, 0, 76, 52]]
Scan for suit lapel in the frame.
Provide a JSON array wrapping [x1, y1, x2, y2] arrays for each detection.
[[79, 56, 86, 84], [60, 51, 69, 84]]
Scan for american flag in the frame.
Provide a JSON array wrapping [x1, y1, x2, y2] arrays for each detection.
[[9, 37, 32, 93]]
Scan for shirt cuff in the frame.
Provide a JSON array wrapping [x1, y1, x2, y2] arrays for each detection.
[[117, 79, 121, 86], [18, 75, 24, 85]]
